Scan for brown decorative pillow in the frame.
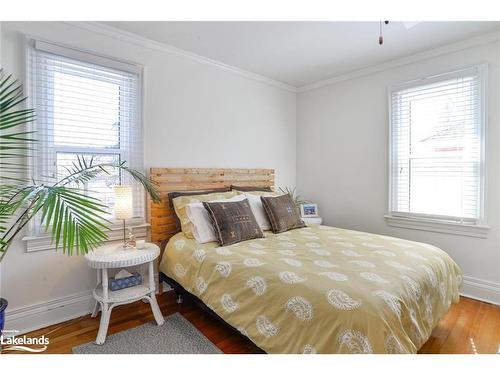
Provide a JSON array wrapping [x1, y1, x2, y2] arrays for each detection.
[[230, 185, 272, 192], [260, 194, 306, 233], [203, 199, 264, 246], [167, 187, 230, 230]]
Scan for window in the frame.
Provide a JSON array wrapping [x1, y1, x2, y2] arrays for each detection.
[[388, 66, 487, 230], [27, 40, 143, 236]]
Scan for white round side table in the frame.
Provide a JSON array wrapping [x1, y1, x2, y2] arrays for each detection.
[[84, 242, 165, 345], [302, 216, 323, 225]]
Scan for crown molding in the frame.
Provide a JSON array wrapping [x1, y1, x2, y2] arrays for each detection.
[[61, 23, 500, 95], [298, 28, 500, 93], [65, 21, 297, 93]]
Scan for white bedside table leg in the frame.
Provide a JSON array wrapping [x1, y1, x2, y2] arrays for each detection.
[[95, 303, 111, 345], [91, 301, 100, 318], [149, 293, 165, 326], [102, 268, 109, 301], [95, 268, 111, 345], [148, 261, 165, 326], [91, 270, 102, 318]]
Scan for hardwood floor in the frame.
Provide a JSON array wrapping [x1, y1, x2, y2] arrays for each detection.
[[5, 292, 500, 354]]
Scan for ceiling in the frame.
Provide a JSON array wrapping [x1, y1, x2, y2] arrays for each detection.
[[103, 21, 500, 88]]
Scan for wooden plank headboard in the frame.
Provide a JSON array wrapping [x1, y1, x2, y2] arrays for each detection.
[[147, 167, 275, 247]]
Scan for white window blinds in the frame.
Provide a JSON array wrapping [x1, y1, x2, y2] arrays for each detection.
[[27, 40, 144, 233], [389, 66, 486, 223]]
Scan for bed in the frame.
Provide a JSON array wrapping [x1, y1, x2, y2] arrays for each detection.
[[148, 167, 462, 354]]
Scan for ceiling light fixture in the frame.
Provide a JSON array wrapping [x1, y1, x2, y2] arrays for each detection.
[[402, 21, 420, 29], [379, 21, 389, 45]]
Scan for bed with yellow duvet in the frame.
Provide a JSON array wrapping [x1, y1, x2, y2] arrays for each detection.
[[159, 225, 462, 354]]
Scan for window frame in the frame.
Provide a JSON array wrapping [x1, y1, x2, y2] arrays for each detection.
[[23, 38, 148, 251], [386, 64, 489, 237]]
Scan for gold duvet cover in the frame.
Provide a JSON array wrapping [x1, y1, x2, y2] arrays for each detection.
[[159, 225, 462, 353]]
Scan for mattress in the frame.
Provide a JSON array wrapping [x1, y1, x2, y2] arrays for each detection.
[[159, 225, 462, 353]]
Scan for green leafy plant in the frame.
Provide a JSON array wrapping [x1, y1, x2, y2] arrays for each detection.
[[0, 69, 160, 262], [278, 186, 309, 207]]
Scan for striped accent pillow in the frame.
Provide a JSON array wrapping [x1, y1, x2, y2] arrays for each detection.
[[260, 194, 306, 233], [203, 199, 264, 246]]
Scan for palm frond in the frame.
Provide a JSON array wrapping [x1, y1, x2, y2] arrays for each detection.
[[278, 186, 309, 207], [0, 69, 37, 184], [120, 164, 161, 203], [37, 186, 111, 255], [0, 184, 45, 259], [56, 156, 161, 203]]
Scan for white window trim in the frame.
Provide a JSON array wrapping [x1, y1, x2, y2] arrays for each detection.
[[22, 37, 149, 252], [384, 215, 490, 238], [386, 64, 489, 238], [23, 222, 151, 253]]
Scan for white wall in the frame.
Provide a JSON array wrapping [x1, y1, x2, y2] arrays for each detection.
[[0, 21, 296, 332], [297, 38, 500, 304]]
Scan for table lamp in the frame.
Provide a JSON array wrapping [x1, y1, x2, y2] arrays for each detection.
[[114, 185, 133, 250]]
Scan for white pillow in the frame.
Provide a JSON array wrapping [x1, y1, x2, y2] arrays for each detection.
[[186, 194, 246, 243], [244, 192, 273, 231]]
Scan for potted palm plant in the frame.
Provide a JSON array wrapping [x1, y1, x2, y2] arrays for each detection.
[[0, 69, 160, 337], [278, 186, 309, 210]]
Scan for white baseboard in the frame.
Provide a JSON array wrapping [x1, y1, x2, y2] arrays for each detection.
[[4, 274, 499, 336], [5, 290, 94, 335], [461, 276, 500, 306]]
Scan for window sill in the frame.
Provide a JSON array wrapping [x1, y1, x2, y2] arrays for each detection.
[[22, 223, 151, 253], [384, 215, 490, 238]]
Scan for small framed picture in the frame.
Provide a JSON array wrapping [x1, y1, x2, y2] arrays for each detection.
[[300, 203, 318, 217]]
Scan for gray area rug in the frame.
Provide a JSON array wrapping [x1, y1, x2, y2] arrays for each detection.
[[73, 313, 222, 354]]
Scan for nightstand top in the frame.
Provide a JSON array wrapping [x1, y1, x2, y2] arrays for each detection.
[[301, 216, 323, 225], [84, 242, 160, 269]]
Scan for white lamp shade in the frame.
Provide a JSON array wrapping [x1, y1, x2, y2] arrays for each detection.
[[114, 185, 133, 220]]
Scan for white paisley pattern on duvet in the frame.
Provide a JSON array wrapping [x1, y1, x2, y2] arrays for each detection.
[[216, 247, 233, 256], [385, 334, 405, 354], [215, 261, 231, 277], [244, 258, 265, 267], [372, 290, 402, 318], [349, 260, 375, 268], [326, 289, 362, 310], [277, 249, 297, 256], [338, 330, 373, 353], [195, 276, 208, 294], [221, 293, 239, 313], [360, 272, 389, 284], [173, 263, 187, 277], [256, 315, 279, 338], [313, 259, 336, 268], [162, 224, 462, 354], [302, 344, 317, 354], [284, 296, 314, 321], [401, 275, 421, 300], [174, 239, 185, 250], [279, 271, 307, 284], [246, 276, 267, 296], [342, 249, 362, 257], [319, 271, 348, 281], [309, 248, 331, 256], [193, 248, 206, 263], [281, 258, 302, 267]]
